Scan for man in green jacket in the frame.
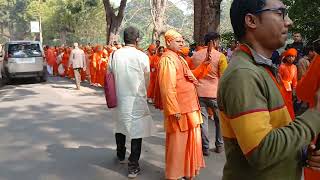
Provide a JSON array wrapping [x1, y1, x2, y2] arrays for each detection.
[[217, 0, 320, 179]]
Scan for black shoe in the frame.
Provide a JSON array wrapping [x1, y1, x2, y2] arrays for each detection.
[[203, 149, 210, 156], [128, 162, 140, 179], [213, 146, 224, 153]]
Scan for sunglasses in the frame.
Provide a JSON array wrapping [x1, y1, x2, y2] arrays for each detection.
[[255, 7, 288, 19]]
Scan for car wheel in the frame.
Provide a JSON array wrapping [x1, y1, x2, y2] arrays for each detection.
[[40, 73, 47, 82], [2, 72, 10, 85], [0, 78, 4, 87]]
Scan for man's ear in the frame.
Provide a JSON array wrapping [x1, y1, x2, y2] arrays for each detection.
[[166, 40, 171, 47], [245, 13, 258, 30]]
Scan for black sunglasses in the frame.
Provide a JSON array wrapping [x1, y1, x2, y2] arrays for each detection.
[[255, 7, 288, 19]]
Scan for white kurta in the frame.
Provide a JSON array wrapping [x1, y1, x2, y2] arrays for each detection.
[[109, 46, 154, 139]]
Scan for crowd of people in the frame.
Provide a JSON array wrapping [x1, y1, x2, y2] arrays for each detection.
[[43, 41, 125, 89], [42, 0, 320, 179]]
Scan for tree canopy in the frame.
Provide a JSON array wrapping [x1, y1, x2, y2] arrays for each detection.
[[0, 0, 318, 48], [284, 0, 320, 41]]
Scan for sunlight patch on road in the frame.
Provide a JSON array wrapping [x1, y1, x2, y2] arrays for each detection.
[[59, 140, 112, 149], [39, 126, 61, 133], [38, 174, 62, 180], [0, 122, 8, 128]]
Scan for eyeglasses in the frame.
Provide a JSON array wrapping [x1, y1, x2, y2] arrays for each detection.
[[255, 7, 288, 19]]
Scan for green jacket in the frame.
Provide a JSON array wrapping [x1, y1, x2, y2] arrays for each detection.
[[217, 48, 320, 180]]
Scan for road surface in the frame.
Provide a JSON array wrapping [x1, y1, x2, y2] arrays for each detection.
[[0, 77, 225, 180]]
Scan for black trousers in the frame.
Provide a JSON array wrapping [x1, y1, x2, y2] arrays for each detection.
[[115, 133, 142, 165]]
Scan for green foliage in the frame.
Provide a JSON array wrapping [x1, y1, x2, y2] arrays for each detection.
[[220, 0, 232, 34], [28, 0, 107, 46], [0, 0, 33, 43], [122, 0, 193, 49], [0, 0, 231, 49], [221, 31, 234, 48], [284, 0, 320, 41]]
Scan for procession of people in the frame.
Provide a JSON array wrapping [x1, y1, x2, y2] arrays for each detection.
[[40, 0, 320, 179]]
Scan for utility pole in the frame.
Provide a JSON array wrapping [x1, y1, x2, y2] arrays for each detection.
[[39, 0, 43, 45], [39, 16, 43, 44]]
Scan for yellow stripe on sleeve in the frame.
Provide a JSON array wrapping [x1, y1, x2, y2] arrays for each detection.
[[230, 111, 272, 155], [269, 106, 292, 128], [220, 112, 236, 138]]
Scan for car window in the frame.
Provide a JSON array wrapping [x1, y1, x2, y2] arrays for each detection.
[[8, 43, 42, 58]]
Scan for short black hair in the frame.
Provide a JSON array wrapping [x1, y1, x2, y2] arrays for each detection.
[[230, 0, 267, 41], [204, 32, 220, 46], [158, 46, 165, 52], [123, 26, 140, 44], [313, 38, 320, 54], [304, 42, 314, 55]]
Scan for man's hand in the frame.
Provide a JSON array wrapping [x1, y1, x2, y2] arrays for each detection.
[[174, 113, 181, 120], [307, 144, 320, 171], [83, 67, 86, 72]]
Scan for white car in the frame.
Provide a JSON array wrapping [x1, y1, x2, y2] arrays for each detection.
[[0, 41, 47, 84]]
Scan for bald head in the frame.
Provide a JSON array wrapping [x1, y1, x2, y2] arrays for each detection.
[[164, 29, 184, 52]]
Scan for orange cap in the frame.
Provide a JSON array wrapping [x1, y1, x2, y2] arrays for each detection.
[[283, 48, 298, 58]]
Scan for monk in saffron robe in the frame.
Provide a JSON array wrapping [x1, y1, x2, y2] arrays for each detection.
[[61, 48, 70, 77], [66, 48, 74, 79], [52, 47, 59, 76], [296, 40, 320, 108], [158, 29, 206, 180], [80, 47, 87, 81], [296, 38, 320, 180], [84, 47, 92, 84], [147, 44, 157, 57], [147, 46, 164, 102], [46, 47, 57, 75], [146, 44, 158, 100], [90, 46, 103, 86], [97, 47, 109, 87], [278, 48, 298, 118]]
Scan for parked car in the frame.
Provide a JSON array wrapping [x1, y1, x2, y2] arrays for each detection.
[[0, 41, 47, 84]]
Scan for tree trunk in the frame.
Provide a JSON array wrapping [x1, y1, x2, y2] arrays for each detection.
[[194, 0, 222, 45], [60, 31, 67, 45], [150, 0, 167, 42], [103, 0, 127, 44]]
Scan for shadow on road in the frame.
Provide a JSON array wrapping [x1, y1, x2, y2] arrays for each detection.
[[0, 87, 40, 102], [0, 87, 166, 180], [0, 76, 224, 180], [5, 77, 41, 85], [46, 144, 164, 180]]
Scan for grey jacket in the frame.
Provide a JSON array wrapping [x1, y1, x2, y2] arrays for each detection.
[[69, 48, 86, 69]]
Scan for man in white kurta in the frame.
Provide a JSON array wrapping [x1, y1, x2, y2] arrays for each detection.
[[109, 26, 154, 179]]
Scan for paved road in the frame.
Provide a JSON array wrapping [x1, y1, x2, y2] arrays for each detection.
[[0, 77, 225, 180]]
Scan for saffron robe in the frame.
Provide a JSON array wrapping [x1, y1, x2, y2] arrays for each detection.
[[158, 50, 205, 179]]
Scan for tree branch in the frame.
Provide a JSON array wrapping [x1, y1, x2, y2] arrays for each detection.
[[117, 0, 128, 20]]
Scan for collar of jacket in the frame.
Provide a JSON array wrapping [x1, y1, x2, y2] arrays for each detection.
[[245, 45, 279, 80]]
